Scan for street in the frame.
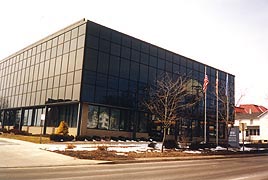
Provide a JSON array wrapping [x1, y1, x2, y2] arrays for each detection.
[[1, 156, 268, 180]]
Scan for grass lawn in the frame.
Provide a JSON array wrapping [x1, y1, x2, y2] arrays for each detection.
[[0, 133, 51, 144]]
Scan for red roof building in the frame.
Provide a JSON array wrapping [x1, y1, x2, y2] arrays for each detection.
[[235, 104, 267, 114]]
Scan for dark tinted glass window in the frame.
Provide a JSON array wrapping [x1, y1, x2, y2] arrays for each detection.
[[150, 45, 157, 56], [119, 78, 128, 91], [148, 67, 157, 83], [122, 35, 131, 47], [139, 64, 148, 83], [87, 35, 99, 50], [97, 52, 109, 73], [140, 53, 149, 65], [130, 61, 139, 81], [166, 61, 172, 72], [158, 49, 165, 59], [132, 39, 140, 51], [100, 27, 111, 41], [109, 55, 120, 76], [120, 58, 130, 79], [85, 48, 98, 71], [141, 42, 149, 53], [87, 22, 100, 37], [83, 70, 96, 85], [95, 86, 106, 103], [131, 49, 140, 62], [108, 76, 119, 89], [149, 56, 157, 67], [111, 31, 121, 44], [99, 39, 110, 53], [158, 58, 165, 70], [111, 43, 121, 56], [121, 46, 131, 59], [96, 74, 107, 87]]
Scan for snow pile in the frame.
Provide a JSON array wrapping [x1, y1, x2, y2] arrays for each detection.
[[42, 142, 161, 153], [183, 150, 202, 154]]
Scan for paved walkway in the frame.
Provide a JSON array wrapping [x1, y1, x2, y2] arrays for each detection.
[[0, 137, 108, 168]]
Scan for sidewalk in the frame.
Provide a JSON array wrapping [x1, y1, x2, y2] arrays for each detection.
[[0, 137, 109, 168], [1, 137, 267, 168]]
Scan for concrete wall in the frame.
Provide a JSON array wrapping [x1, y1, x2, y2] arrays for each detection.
[[21, 126, 78, 136]]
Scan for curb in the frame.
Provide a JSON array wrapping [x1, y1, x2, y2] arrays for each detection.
[[108, 153, 268, 164]]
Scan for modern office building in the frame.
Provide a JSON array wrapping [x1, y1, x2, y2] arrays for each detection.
[[0, 19, 235, 142]]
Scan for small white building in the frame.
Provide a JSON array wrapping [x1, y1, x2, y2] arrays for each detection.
[[235, 110, 268, 143]]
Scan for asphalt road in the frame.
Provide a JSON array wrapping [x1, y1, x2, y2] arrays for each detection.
[[1, 156, 268, 180]]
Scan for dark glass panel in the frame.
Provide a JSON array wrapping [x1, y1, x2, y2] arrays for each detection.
[[139, 64, 148, 83], [87, 35, 99, 50], [99, 39, 110, 53], [109, 55, 120, 76], [96, 73, 107, 87], [158, 49, 165, 59], [108, 76, 119, 90], [119, 78, 128, 91], [122, 35, 131, 47], [119, 58, 130, 79], [141, 42, 149, 53], [110, 43, 121, 56], [87, 21, 100, 37], [84, 48, 98, 71], [111, 31, 121, 44], [150, 45, 157, 56], [87, 105, 99, 128], [110, 109, 120, 130], [157, 58, 165, 70], [100, 27, 111, 41], [129, 61, 139, 81], [140, 53, 149, 65], [98, 107, 109, 130], [132, 39, 140, 51], [149, 56, 157, 67], [131, 49, 140, 62], [97, 52, 109, 74], [121, 46, 131, 59]]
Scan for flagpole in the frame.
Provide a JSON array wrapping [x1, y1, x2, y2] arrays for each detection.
[[204, 67, 207, 144], [216, 70, 219, 146]]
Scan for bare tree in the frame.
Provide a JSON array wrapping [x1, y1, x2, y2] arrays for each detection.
[[144, 73, 201, 152], [217, 87, 235, 149]]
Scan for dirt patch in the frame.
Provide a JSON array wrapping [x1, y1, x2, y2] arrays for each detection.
[[54, 150, 134, 161], [53, 149, 203, 161]]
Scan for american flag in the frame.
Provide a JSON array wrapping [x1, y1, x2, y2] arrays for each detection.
[[203, 75, 209, 92]]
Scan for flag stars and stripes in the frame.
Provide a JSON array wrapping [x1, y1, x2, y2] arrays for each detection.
[[203, 75, 209, 92]]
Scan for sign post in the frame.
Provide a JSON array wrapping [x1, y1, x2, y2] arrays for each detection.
[[40, 114, 45, 144], [239, 123, 247, 152]]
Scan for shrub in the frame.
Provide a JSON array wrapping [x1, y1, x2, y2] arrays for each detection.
[[92, 135, 101, 141], [189, 142, 217, 150], [163, 140, 179, 149], [0, 128, 8, 133], [110, 136, 119, 141], [50, 134, 74, 142], [55, 121, 69, 136], [8, 129, 30, 135], [148, 142, 157, 149], [75, 135, 93, 141]]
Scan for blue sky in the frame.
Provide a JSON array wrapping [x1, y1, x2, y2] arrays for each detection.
[[1, 0, 268, 107]]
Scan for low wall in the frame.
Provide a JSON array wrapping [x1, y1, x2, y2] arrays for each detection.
[[21, 126, 77, 136]]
